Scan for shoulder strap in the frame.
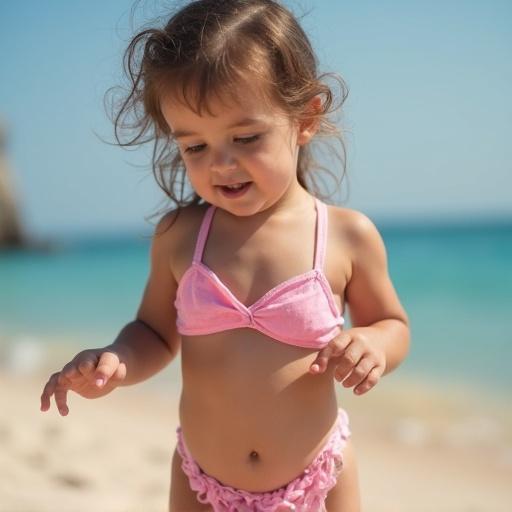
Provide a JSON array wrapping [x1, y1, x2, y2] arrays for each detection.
[[192, 204, 216, 263], [313, 197, 327, 270]]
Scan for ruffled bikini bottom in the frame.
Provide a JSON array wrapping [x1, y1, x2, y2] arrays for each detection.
[[175, 407, 351, 512]]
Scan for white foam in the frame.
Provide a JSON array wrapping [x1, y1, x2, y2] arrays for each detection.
[[1, 336, 45, 375], [443, 415, 504, 447], [393, 417, 430, 446], [497, 447, 512, 468]]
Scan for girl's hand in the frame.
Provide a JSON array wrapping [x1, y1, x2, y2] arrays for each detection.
[[40, 346, 127, 416], [309, 328, 386, 395]]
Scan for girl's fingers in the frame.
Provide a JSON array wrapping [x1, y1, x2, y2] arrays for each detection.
[[40, 349, 125, 415], [41, 369, 73, 413], [310, 333, 352, 373], [77, 356, 98, 377], [40, 372, 60, 412], [333, 344, 364, 382], [54, 385, 69, 416], [94, 351, 121, 388], [57, 372, 72, 387], [61, 362, 80, 380], [112, 361, 127, 383], [339, 356, 375, 388], [353, 366, 384, 395]]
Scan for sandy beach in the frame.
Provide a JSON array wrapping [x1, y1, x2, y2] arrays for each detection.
[[1, 346, 511, 512]]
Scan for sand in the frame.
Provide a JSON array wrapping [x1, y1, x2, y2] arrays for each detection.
[[1, 358, 511, 512]]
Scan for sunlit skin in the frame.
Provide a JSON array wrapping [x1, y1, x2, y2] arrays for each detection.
[[40, 86, 410, 511], [160, 90, 313, 222]]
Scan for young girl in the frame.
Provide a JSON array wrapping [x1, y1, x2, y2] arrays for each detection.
[[40, 1, 410, 510]]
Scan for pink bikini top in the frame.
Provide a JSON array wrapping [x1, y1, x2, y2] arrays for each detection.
[[174, 197, 345, 349]]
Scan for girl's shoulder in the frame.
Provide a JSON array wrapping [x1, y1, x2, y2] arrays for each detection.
[[326, 204, 387, 262], [154, 202, 209, 239], [152, 203, 210, 278], [327, 204, 381, 241]]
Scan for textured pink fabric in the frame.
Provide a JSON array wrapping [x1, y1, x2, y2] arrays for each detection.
[[174, 197, 345, 348], [175, 408, 350, 512]]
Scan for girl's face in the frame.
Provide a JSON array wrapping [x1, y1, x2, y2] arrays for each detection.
[[160, 87, 313, 217]]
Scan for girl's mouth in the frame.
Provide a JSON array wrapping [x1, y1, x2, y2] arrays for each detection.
[[218, 182, 252, 198]]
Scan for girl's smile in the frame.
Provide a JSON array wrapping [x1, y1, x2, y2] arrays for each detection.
[[160, 89, 310, 217], [217, 181, 253, 198]]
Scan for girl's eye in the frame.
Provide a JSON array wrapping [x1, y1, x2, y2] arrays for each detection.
[[235, 134, 260, 145], [184, 135, 260, 154], [185, 144, 206, 154]]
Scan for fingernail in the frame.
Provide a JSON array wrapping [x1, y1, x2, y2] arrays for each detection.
[[311, 364, 320, 373], [95, 378, 105, 387]]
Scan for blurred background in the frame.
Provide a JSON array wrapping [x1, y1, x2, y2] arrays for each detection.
[[0, 1, 511, 511]]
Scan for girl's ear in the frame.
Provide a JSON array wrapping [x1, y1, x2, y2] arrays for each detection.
[[297, 96, 322, 146]]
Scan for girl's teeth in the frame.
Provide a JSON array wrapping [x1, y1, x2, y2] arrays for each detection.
[[227, 183, 244, 189]]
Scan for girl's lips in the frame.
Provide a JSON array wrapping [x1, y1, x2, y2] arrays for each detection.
[[218, 182, 252, 198]]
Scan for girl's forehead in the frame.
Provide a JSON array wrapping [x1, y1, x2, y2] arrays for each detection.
[[160, 87, 286, 124]]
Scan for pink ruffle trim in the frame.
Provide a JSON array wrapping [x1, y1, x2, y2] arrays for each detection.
[[175, 408, 351, 512]]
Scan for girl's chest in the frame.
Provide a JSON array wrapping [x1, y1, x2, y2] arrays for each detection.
[[173, 206, 351, 315]]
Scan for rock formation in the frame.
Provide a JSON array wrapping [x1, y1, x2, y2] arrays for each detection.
[[0, 120, 26, 249]]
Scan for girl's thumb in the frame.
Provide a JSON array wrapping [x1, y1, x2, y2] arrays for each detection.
[[310, 363, 321, 373], [95, 376, 106, 388], [94, 350, 120, 387]]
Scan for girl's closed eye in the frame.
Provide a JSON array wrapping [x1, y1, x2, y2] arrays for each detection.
[[184, 135, 262, 155], [235, 134, 261, 145], [185, 143, 207, 154]]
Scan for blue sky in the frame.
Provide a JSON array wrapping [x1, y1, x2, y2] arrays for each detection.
[[0, 0, 511, 237]]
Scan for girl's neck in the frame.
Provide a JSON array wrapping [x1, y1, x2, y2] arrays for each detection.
[[220, 183, 315, 227]]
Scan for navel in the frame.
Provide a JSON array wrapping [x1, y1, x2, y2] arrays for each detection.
[[248, 450, 260, 462]]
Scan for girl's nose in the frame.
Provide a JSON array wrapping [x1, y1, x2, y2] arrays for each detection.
[[209, 147, 237, 173]]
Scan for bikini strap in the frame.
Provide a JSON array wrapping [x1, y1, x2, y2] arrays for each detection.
[[194, 200, 326, 267], [313, 197, 327, 271], [192, 204, 216, 263]]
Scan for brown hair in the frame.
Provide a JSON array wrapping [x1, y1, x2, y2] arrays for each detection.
[[105, 0, 349, 225]]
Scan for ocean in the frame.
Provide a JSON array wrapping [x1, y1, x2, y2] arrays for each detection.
[[1, 221, 511, 398]]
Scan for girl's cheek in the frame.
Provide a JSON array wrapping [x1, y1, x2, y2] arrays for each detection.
[[185, 167, 202, 184], [182, 155, 204, 173]]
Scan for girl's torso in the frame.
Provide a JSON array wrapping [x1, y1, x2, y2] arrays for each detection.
[[169, 196, 352, 492]]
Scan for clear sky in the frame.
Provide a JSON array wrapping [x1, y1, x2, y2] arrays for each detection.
[[1, 0, 511, 237]]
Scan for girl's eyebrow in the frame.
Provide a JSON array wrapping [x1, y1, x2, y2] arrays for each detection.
[[172, 117, 264, 139]]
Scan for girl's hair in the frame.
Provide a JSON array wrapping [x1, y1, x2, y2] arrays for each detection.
[[106, 0, 349, 223]]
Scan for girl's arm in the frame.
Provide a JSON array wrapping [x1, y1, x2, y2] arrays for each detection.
[[108, 210, 182, 386], [310, 210, 410, 394], [343, 210, 410, 374], [40, 211, 182, 415]]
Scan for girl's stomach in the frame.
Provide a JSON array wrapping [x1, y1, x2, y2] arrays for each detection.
[[178, 328, 340, 492]]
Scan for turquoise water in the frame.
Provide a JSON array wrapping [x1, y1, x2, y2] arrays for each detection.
[[379, 222, 512, 393], [1, 222, 511, 394]]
